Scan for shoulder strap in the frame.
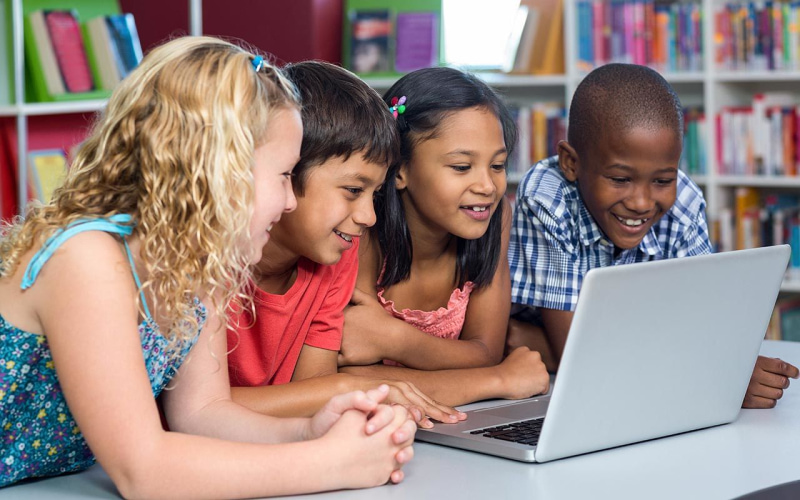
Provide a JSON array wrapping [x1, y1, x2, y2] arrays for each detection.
[[21, 214, 152, 318]]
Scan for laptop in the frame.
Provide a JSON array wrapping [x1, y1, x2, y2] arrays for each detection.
[[416, 245, 791, 463]]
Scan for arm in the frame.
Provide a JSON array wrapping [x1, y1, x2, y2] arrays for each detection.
[[342, 344, 550, 408], [539, 308, 575, 364], [231, 344, 462, 424], [38, 233, 413, 499], [340, 201, 513, 370]]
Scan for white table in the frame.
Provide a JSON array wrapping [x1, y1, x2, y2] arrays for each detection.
[[3, 341, 799, 500]]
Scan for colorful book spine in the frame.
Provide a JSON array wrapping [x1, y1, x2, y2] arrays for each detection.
[[715, 1, 800, 70], [576, 0, 701, 73]]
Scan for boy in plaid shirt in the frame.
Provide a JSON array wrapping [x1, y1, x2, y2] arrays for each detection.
[[508, 63, 797, 408]]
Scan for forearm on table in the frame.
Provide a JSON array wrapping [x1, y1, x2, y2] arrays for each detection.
[[107, 431, 346, 499], [341, 364, 502, 407], [229, 373, 383, 418], [385, 323, 498, 370], [169, 396, 311, 443]]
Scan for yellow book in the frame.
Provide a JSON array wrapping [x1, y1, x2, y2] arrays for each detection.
[[28, 150, 68, 203]]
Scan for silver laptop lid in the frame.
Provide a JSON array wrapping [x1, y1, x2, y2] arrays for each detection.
[[534, 245, 791, 462]]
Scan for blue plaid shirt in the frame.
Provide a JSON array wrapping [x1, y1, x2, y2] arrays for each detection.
[[509, 155, 712, 312]]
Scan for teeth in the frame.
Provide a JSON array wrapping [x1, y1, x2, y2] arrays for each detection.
[[267, 224, 273, 232], [615, 216, 647, 227], [334, 229, 352, 242], [467, 206, 487, 212]]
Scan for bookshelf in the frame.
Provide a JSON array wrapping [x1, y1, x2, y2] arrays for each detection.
[[365, 0, 800, 295], [1, 0, 200, 218]]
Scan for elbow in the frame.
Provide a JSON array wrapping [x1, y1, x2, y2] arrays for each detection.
[[103, 437, 169, 499], [108, 460, 163, 500]]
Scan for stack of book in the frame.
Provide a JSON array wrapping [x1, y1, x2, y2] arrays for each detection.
[[716, 190, 800, 259], [717, 92, 800, 177], [508, 102, 567, 176], [714, 2, 800, 71], [25, 9, 142, 102], [504, 0, 565, 75], [681, 106, 707, 176], [575, 0, 703, 73]]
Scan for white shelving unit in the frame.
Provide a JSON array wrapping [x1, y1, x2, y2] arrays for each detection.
[[4, 0, 798, 294], [366, 0, 800, 293], [2, 0, 202, 213]]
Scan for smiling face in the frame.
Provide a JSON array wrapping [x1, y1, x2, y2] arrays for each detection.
[[249, 107, 302, 264], [559, 127, 681, 250], [264, 153, 387, 266], [397, 106, 508, 241]]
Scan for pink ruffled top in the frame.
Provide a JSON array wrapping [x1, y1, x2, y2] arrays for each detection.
[[376, 263, 475, 341]]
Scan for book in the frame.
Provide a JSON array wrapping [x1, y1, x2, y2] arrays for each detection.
[[84, 15, 121, 90], [348, 9, 392, 74], [395, 11, 439, 72], [502, 5, 531, 73], [28, 149, 68, 203], [27, 10, 67, 97], [520, 0, 565, 75], [105, 13, 143, 78], [44, 10, 94, 93]]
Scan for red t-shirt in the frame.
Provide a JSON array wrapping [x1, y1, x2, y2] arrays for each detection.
[[227, 241, 359, 386]]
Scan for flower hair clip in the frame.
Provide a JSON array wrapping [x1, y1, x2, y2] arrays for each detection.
[[389, 96, 407, 118], [251, 55, 265, 72]]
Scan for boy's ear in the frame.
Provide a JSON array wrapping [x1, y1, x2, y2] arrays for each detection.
[[395, 163, 409, 190], [557, 140, 579, 183]]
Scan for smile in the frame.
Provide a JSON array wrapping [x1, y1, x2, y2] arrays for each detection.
[[462, 206, 488, 212], [614, 215, 649, 227], [333, 229, 353, 242]]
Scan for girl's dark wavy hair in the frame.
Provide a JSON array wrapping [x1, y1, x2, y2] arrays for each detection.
[[375, 67, 517, 289]]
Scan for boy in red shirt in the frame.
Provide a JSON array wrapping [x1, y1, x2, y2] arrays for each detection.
[[227, 61, 461, 425]]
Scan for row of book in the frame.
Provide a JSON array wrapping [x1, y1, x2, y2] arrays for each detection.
[[717, 93, 800, 176], [25, 9, 142, 101], [681, 107, 707, 176], [714, 2, 800, 72], [508, 103, 567, 176], [716, 189, 800, 256], [575, 0, 704, 73], [766, 296, 800, 341]]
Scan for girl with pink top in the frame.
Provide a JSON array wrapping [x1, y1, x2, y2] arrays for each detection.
[[340, 67, 550, 416]]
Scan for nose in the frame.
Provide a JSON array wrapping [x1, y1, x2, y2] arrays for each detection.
[[624, 182, 654, 214], [352, 195, 377, 228], [284, 179, 298, 213], [471, 167, 497, 196]]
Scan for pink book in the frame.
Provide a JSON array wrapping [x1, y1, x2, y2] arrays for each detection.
[[633, 0, 646, 65], [592, 0, 605, 65], [44, 10, 94, 93], [624, 2, 634, 65]]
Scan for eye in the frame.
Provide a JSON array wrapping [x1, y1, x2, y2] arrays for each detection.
[[344, 187, 364, 197], [654, 178, 676, 186], [492, 163, 507, 172], [450, 165, 470, 172], [609, 177, 629, 184]]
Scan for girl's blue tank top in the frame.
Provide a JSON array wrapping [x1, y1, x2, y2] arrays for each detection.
[[0, 215, 204, 487]]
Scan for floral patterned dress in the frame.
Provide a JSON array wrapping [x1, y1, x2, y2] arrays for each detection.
[[0, 216, 203, 487]]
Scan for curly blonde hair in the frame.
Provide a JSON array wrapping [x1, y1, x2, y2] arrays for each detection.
[[0, 36, 298, 351]]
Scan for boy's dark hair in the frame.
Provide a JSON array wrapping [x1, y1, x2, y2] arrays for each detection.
[[568, 63, 684, 158], [376, 67, 517, 289], [281, 61, 399, 195]]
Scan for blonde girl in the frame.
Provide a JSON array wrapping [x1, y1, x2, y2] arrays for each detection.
[[0, 36, 414, 497]]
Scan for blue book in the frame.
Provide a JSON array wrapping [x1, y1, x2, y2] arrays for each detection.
[[105, 13, 143, 78]]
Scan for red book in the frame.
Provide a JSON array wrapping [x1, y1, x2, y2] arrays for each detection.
[[45, 10, 94, 93]]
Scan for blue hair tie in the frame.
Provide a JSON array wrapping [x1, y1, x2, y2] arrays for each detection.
[[252, 55, 265, 72]]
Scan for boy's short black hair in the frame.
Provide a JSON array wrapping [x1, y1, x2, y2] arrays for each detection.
[[568, 63, 683, 157], [281, 61, 400, 195]]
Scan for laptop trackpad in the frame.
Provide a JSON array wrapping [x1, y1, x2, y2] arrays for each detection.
[[477, 399, 549, 420]]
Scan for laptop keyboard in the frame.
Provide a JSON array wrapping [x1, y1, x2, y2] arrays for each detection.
[[468, 417, 545, 447]]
